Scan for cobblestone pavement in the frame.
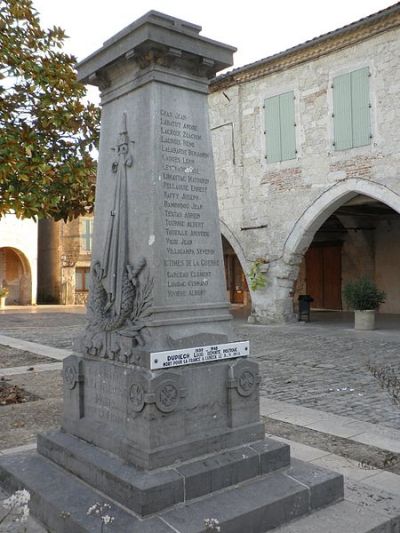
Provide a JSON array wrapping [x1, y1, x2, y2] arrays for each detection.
[[0, 309, 85, 349], [1, 307, 400, 430], [237, 320, 400, 430], [0, 308, 400, 531]]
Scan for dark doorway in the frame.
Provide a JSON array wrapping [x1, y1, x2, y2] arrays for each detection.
[[221, 236, 250, 306], [225, 254, 246, 304], [294, 195, 400, 318], [305, 244, 342, 309]]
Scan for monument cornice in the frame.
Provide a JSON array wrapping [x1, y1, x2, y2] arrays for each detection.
[[77, 10, 236, 86], [210, 6, 400, 92], [99, 62, 213, 104]]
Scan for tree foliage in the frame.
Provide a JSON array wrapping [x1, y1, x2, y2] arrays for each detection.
[[248, 259, 267, 291], [0, 0, 100, 220]]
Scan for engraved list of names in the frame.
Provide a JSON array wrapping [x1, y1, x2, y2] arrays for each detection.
[[160, 107, 220, 302]]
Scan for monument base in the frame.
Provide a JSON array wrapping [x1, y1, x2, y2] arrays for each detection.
[[38, 430, 291, 515], [0, 354, 348, 532], [0, 433, 344, 533], [61, 354, 265, 469]]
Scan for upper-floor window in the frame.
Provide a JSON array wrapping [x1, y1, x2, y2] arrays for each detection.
[[81, 218, 93, 253], [264, 91, 296, 163], [333, 67, 371, 151]]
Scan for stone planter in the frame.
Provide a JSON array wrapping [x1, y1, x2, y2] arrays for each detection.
[[354, 309, 376, 330], [0, 296, 5, 309]]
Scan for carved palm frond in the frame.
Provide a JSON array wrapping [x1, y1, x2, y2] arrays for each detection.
[[131, 268, 154, 322]]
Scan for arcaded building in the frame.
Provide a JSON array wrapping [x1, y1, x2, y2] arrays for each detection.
[[210, 3, 400, 322], [0, 215, 93, 307], [0, 214, 37, 305]]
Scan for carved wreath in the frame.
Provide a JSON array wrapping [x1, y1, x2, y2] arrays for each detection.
[[89, 258, 152, 331]]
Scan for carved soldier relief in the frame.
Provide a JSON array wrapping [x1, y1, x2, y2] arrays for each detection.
[[81, 113, 153, 363]]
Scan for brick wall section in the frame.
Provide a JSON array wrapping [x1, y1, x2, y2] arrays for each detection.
[[261, 167, 307, 192], [329, 154, 384, 180]]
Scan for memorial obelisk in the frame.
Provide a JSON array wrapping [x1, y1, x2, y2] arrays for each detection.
[[77, 12, 237, 365], [0, 12, 344, 532], [57, 10, 264, 470]]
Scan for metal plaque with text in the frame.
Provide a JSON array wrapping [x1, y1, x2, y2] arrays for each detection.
[[150, 341, 249, 370]]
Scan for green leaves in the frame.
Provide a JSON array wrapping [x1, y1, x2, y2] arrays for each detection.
[[0, 0, 100, 221], [248, 259, 267, 291]]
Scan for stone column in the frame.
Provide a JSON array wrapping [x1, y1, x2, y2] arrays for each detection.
[[37, 219, 62, 303]]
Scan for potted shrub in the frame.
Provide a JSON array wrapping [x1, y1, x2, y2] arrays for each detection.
[[0, 287, 9, 309], [343, 278, 386, 330]]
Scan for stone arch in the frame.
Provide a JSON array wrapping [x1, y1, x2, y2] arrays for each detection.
[[273, 178, 400, 320], [219, 220, 251, 309], [219, 220, 248, 272], [284, 178, 400, 263], [0, 246, 32, 305]]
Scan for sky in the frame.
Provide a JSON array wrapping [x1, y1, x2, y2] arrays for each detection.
[[32, 0, 396, 100]]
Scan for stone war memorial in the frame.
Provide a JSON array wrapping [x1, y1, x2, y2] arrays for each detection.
[[0, 11, 344, 532]]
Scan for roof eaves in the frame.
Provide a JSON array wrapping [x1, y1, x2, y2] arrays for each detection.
[[210, 2, 400, 89]]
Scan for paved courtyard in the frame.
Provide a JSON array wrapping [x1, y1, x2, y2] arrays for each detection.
[[248, 316, 400, 429], [1, 306, 400, 531], [0, 306, 399, 430]]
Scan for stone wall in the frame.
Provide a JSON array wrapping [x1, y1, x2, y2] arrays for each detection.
[[38, 217, 91, 305], [209, 24, 400, 322]]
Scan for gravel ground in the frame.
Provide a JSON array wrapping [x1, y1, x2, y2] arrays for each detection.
[[0, 345, 54, 369], [264, 416, 399, 473], [0, 370, 62, 451]]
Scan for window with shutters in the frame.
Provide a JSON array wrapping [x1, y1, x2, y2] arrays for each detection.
[[81, 217, 93, 253], [332, 67, 371, 151], [264, 91, 296, 163]]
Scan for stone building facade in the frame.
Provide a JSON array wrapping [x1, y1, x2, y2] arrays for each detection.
[[209, 3, 400, 322], [0, 214, 37, 305], [37, 216, 93, 305]]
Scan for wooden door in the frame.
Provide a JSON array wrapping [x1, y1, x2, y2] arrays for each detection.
[[305, 245, 342, 309], [231, 256, 244, 304], [224, 254, 247, 304], [305, 247, 324, 308], [322, 245, 342, 309]]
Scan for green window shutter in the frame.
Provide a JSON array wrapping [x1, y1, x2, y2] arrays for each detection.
[[279, 91, 296, 161], [351, 67, 371, 147], [265, 91, 296, 162], [82, 219, 93, 251], [333, 72, 352, 150], [265, 95, 281, 163]]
